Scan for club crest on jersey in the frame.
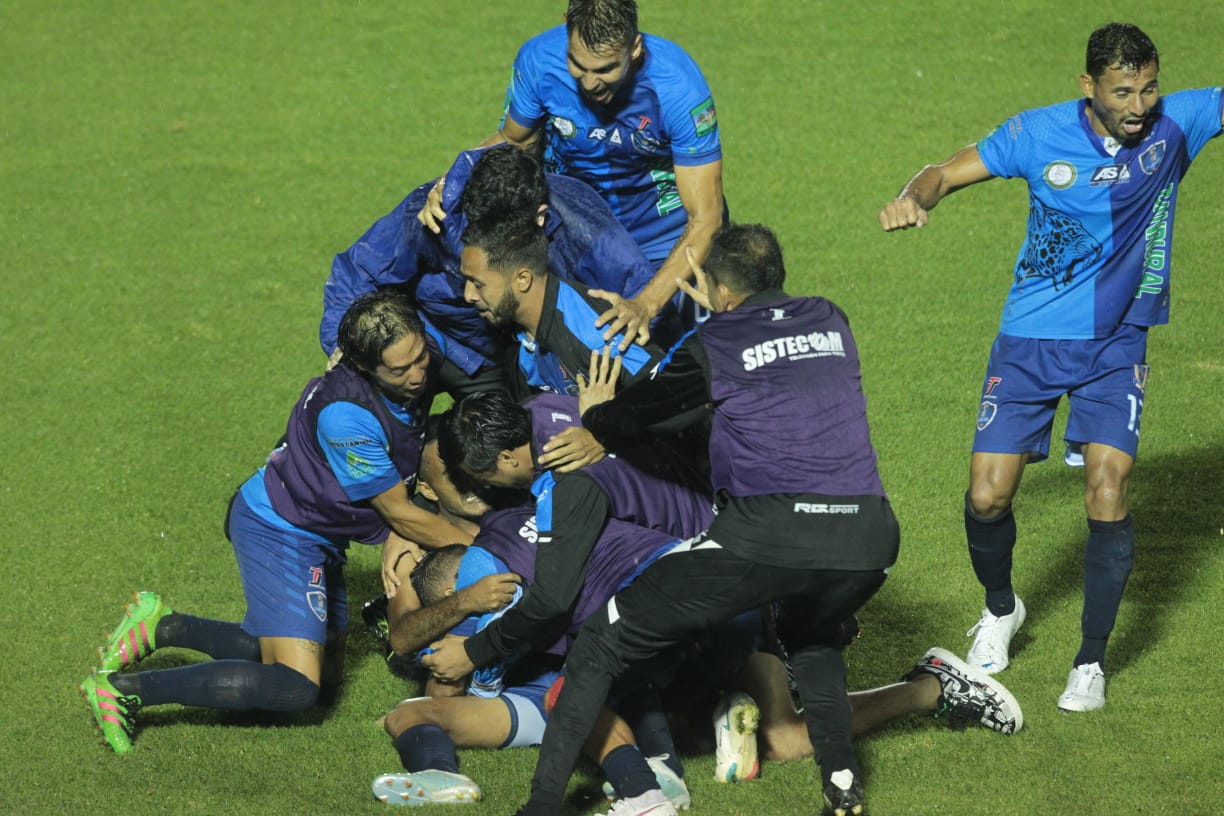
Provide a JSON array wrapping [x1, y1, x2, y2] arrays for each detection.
[[977, 400, 998, 431], [550, 116, 576, 138], [1089, 163, 1131, 187], [307, 591, 327, 622], [631, 125, 663, 155], [1133, 364, 1149, 392], [1138, 140, 1166, 175], [1043, 161, 1077, 190]]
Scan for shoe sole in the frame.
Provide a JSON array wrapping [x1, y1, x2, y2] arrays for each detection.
[[371, 774, 481, 806], [714, 695, 760, 782], [925, 647, 1024, 733]]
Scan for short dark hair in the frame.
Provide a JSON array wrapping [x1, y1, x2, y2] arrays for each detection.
[[411, 545, 468, 607], [460, 145, 549, 235], [336, 290, 425, 375], [566, 0, 638, 52], [461, 212, 550, 277], [1086, 23, 1158, 80], [704, 223, 787, 296], [437, 391, 532, 476]]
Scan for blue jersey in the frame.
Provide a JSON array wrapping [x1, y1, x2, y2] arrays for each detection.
[[505, 27, 722, 265], [320, 149, 655, 373], [977, 88, 1223, 339]]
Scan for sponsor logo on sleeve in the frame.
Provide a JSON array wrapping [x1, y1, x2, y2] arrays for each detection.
[[690, 98, 717, 137], [345, 450, 376, 478], [550, 116, 576, 138]]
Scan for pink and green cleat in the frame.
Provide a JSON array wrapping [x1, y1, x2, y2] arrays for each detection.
[[80, 670, 140, 754], [96, 591, 172, 672]]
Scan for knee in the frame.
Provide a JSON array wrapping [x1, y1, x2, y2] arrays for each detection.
[[966, 485, 1012, 519], [1083, 477, 1129, 518], [268, 663, 321, 712]]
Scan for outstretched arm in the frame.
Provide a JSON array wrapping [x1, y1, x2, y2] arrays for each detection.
[[593, 159, 725, 349], [879, 145, 994, 231]]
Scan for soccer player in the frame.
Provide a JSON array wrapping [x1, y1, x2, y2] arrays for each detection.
[[420, 0, 725, 348], [878, 23, 1222, 711], [320, 144, 655, 398], [373, 508, 691, 811], [80, 291, 473, 754], [502, 224, 899, 816], [457, 183, 663, 401], [424, 391, 716, 687]]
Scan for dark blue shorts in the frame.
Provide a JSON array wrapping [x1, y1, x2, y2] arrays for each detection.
[[226, 491, 348, 643], [972, 326, 1150, 462]]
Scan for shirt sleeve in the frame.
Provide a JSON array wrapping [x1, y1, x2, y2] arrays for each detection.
[[657, 44, 722, 167], [506, 35, 548, 128], [316, 402, 403, 502], [319, 184, 436, 354], [463, 472, 608, 668], [583, 330, 711, 446], [976, 113, 1029, 180]]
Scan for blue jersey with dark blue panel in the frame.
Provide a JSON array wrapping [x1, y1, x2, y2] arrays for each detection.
[[512, 273, 661, 398], [319, 149, 655, 374], [976, 88, 1223, 339], [505, 27, 722, 266]]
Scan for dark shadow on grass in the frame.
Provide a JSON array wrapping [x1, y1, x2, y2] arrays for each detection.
[[995, 443, 1223, 674]]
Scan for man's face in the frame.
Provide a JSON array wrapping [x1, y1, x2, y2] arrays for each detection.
[[419, 441, 491, 523], [470, 448, 534, 491], [461, 245, 519, 327], [1081, 61, 1160, 146], [372, 332, 430, 402], [566, 30, 642, 106]]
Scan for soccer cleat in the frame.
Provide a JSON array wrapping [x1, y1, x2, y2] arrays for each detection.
[[712, 692, 760, 782], [1057, 662, 1106, 712], [905, 647, 1023, 734], [965, 595, 1026, 675], [97, 591, 172, 673], [602, 755, 691, 811], [362, 594, 392, 654], [371, 770, 482, 806], [596, 788, 678, 816], [822, 769, 864, 816], [80, 670, 140, 754]]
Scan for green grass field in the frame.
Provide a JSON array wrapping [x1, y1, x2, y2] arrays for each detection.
[[3, 1, 1222, 813]]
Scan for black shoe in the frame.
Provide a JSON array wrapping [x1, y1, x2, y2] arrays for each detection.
[[823, 770, 865, 816]]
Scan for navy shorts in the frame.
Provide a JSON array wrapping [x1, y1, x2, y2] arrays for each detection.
[[972, 326, 1150, 462], [227, 491, 349, 643]]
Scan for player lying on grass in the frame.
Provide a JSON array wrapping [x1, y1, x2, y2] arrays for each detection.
[[373, 504, 692, 811]]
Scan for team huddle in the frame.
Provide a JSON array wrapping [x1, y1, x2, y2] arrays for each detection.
[[79, 4, 1223, 815]]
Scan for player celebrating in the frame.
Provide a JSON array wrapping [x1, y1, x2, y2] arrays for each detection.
[[420, 0, 725, 348], [510, 224, 900, 816], [81, 291, 471, 754], [879, 23, 1222, 711], [321, 145, 654, 398]]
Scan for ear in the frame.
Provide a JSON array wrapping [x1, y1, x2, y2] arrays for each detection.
[[630, 34, 644, 61], [1078, 73, 1095, 99], [417, 479, 439, 503], [536, 204, 548, 228], [513, 266, 535, 294], [497, 449, 519, 468]]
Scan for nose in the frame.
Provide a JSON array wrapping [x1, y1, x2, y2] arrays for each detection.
[[463, 280, 479, 304]]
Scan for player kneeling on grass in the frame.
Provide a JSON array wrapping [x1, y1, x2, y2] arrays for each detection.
[[80, 291, 474, 754], [374, 523, 689, 811]]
